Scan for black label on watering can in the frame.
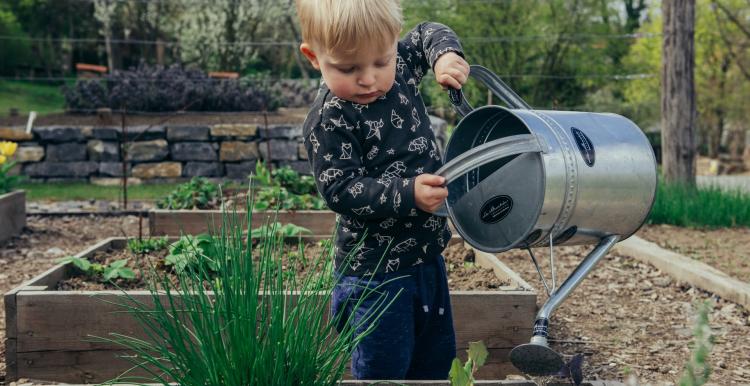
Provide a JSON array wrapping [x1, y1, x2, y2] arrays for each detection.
[[571, 127, 595, 167], [480, 195, 513, 224]]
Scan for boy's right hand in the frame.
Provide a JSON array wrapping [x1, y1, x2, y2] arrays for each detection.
[[414, 174, 448, 213]]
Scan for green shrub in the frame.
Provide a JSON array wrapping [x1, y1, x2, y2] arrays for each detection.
[[647, 179, 750, 228], [679, 301, 713, 386], [156, 177, 219, 210]]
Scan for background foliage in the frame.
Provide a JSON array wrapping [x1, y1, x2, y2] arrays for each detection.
[[0, 0, 748, 155]]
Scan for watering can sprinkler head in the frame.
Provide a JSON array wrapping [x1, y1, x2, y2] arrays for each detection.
[[509, 320, 564, 376]]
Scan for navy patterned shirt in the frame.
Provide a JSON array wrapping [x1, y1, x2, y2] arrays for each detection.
[[303, 22, 464, 276]]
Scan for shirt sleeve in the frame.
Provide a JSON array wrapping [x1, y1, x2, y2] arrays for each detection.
[[399, 21, 465, 85], [303, 95, 417, 220]]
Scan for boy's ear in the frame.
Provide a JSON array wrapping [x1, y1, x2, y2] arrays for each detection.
[[300, 43, 321, 70]]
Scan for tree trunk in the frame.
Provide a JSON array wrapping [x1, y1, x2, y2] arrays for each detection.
[[661, 0, 696, 185]]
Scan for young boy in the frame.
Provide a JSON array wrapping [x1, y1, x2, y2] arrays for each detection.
[[296, 0, 469, 380]]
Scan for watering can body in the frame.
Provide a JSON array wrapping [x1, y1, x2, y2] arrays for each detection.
[[437, 66, 657, 253]]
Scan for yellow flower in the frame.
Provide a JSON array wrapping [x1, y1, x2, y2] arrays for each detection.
[[0, 141, 18, 157]]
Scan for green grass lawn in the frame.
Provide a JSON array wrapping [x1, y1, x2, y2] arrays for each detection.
[[19, 182, 182, 202], [0, 80, 66, 118], [647, 179, 750, 228]]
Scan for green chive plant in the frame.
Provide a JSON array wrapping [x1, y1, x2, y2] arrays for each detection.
[[96, 190, 399, 385], [648, 178, 750, 228]]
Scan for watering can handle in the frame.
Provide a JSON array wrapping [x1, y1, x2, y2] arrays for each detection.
[[432, 133, 546, 217], [448, 65, 532, 117]]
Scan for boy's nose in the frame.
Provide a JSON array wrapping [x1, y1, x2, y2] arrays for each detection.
[[358, 72, 376, 87]]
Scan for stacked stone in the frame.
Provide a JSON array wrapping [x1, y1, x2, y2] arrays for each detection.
[[0, 123, 309, 183]]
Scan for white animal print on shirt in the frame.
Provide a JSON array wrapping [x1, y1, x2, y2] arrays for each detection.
[[385, 258, 400, 273], [352, 205, 375, 216], [399, 93, 409, 105], [330, 115, 354, 130], [392, 238, 417, 253], [309, 132, 320, 153], [348, 182, 364, 198], [380, 217, 397, 229], [324, 97, 343, 110], [376, 161, 406, 187], [423, 216, 442, 231], [340, 143, 352, 160], [365, 119, 384, 140], [393, 192, 402, 212], [319, 168, 343, 185], [390, 110, 404, 128], [352, 103, 367, 112], [408, 137, 429, 154], [366, 146, 379, 160], [373, 233, 393, 246]]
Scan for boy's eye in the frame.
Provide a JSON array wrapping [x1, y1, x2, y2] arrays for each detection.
[[338, 67, 355, 74]]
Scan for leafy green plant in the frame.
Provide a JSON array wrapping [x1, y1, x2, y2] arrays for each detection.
[[103, 259, 137, 281], [165, 234, 219, 275], [156, 177, 219, 210], [679, 301, 714, 386], [55, 255, 135, 283], [0, 141, 22, 195], [249, 161, 327, 211], [127, 236, 169, 254], [250, 222, 311, 239], [95, 193, 399, 386], [449, 341, 488, 386]]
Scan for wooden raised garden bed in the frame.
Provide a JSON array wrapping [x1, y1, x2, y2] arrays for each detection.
[[0, 190, 25, 244], [4, 236, 536, 384], [149, 209, 338, 236]]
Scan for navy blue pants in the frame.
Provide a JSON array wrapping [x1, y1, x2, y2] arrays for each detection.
[[331, 255, 456, 380]]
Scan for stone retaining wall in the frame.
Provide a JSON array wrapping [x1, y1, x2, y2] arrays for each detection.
[[0, 123, 310, 182], [0, 116, 448, 183]]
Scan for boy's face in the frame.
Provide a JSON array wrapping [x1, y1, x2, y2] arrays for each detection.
[[301, 39, 398, 105]]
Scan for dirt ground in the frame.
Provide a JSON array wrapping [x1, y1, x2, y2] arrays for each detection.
[[1, 217, 749, 385], [497, 227, 750, 384], [637, 224, 750, 283], [53, 239, 506, 292]]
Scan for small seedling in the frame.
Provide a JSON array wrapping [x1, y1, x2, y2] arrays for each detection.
[[103, 259, 136, 281], [56, 255, 92, 273], [449, 341, 488, 386], [128, 236, 169, 254]]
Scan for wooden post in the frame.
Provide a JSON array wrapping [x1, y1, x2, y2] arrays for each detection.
[[661, 0, 697, 185]]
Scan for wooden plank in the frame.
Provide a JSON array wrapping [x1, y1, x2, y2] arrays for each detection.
[[5, 337, 17, 382], [615, 236, 750, 310], [15, 348, 519, 384], [9, 236, 536, 383], [149, 209, 338, 236], [16, 349, 162, 384], [470, 245, 535, 291], [0, 190, 26, 244], [15, 290, 533, 352]]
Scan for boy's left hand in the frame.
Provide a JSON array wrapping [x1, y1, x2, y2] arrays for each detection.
[[434, 52, 469, 90]]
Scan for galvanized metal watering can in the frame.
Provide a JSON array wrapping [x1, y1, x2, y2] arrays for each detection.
[[434, 65, 658, 375]]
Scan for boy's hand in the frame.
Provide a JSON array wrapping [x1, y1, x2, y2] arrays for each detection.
[[434, 52, 469, 90], [415, 174, 448, 213]]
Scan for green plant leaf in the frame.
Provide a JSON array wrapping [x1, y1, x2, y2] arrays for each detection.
[[449, 357, 471, 386], [468, 341, 488, 368]]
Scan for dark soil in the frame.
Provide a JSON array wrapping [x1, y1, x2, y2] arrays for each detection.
[[0, 108, 307, 127], [54, 240, 508, 292]]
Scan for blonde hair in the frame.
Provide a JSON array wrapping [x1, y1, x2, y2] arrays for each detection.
[[296, 0, 403, 55]]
